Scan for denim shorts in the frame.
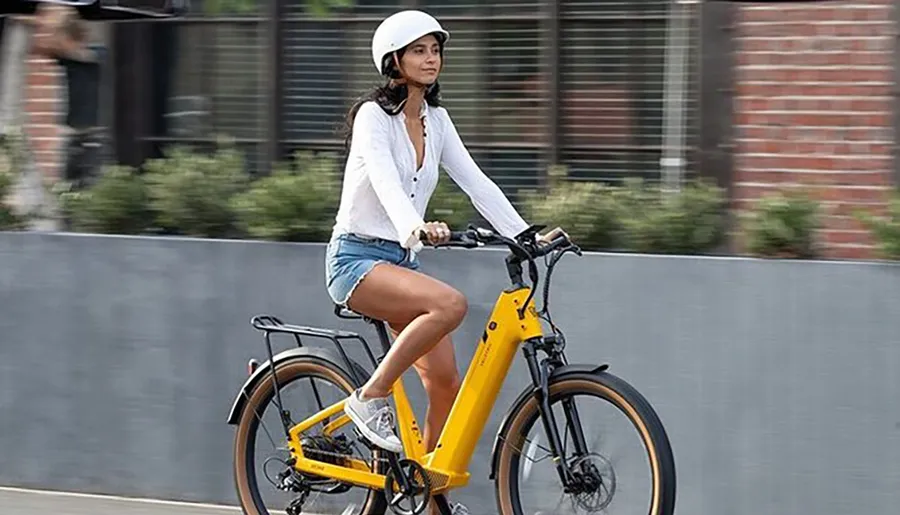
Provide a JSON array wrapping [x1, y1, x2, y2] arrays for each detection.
[[325, 233, 420, 307]]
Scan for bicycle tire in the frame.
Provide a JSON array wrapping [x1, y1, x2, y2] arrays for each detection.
[[494, 371, 676, 515], [233, 356, 388, 515]]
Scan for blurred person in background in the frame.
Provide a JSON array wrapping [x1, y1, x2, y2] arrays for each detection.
[[30, 3, 106, 193]]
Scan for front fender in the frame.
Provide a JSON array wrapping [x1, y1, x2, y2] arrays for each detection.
[[488, 363, 609, 480], [226, 346, 370, 425]]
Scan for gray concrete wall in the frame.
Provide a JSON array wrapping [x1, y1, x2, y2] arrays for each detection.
[[1, 232, 898, 515]]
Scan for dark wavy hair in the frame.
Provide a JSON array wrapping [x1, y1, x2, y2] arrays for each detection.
[[341, 34, 445, 151]]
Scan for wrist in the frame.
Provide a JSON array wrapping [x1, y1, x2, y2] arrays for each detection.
[[403, 228, 424, 252]]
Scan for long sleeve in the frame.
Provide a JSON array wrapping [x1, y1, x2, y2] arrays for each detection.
[[353, 102, 425, 249], [437, 108, 530, 238]]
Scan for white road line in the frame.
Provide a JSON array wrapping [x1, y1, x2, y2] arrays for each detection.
[[0, 486, 243, 512]]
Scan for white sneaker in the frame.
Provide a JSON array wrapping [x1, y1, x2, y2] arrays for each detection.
[[451, 502, 469, 515], [343, 389, 403, 453]]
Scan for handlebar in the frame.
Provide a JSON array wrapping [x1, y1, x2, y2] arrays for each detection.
[[418, 225, 581, 260], [417, 224, 582, 320]]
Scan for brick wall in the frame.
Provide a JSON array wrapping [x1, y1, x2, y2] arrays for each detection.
[[19, 15, 107, 185], [24, 53, 66, 181], [733, 0, 897, 259]]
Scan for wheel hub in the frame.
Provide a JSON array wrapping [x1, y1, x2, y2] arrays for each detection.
[[566, 453, 616, 512]]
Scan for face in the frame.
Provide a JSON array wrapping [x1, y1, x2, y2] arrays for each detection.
[[396, 34, 442, 85]]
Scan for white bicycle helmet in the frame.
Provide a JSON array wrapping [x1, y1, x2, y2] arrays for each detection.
[[371, 10, 450, 76]]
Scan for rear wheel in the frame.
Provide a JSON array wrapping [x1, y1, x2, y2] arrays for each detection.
[[494, 372, 676, 514], [233, 357, 388, 515]]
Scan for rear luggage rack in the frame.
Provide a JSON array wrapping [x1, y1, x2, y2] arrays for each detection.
[[250, 314, 382, 387]]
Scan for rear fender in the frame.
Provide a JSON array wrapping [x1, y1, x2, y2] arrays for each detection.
[[226, 346, 370, 425]]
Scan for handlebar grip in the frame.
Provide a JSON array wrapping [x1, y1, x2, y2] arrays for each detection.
[[417, 227, 480, 248], [533, 231, 576, 257]]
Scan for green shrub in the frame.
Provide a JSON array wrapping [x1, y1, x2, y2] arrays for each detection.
[[142, 142, 248, 238], [614, 178, 728, 254], [522, 167, 727, 254], [232, 151, 341, 242], [57, 165, 151, 234], [521, 165, 622, 250], [854, 190, 900, 260], [425, 170, 478, 231], [0, 169, 25, 231], [0, 130, 27, 230], [743, 188, 821, 259]]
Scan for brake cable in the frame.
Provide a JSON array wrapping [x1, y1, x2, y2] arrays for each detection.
[[538, 245, 581, 340]]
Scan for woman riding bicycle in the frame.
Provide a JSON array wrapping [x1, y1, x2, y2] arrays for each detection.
[[325, 9, 562, 513]]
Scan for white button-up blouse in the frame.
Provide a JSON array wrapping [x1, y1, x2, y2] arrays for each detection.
[[331, 100, 529, 252]]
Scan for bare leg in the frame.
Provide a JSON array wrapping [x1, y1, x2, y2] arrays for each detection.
[[345, 264, 466, 513], [388, 326, 462, 452], [387, 326, 462, 515], [346, 263, 467, 400]]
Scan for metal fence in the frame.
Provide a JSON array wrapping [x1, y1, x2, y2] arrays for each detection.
[[115, 0, 703, 208]]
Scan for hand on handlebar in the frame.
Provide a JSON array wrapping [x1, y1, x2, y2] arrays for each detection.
[[415, 221, 452, 246], [536, 226, 570, 247], [414, 223, 579, 257]]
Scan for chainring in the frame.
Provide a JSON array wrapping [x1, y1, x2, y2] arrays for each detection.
[[383, 459, 431, 515]]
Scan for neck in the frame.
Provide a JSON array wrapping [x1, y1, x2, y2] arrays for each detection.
[[403, 85, 426, 118]]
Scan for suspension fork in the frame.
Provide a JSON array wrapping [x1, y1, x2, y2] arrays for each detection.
[[521, 339, 577, 486]]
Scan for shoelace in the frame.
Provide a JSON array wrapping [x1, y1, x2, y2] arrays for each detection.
[[374, 407, 395, 434]]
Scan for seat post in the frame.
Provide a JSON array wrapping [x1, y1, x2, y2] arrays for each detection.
[[370, 319, 393, 355]]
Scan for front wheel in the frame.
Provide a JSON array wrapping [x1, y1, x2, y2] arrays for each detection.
[[494, 372, 675, 514]]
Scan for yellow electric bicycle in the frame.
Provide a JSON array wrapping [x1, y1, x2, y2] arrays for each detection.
[[227, 225, 676, 515]]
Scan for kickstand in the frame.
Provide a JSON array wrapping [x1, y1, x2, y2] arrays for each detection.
[[433, 494, 454, 515]]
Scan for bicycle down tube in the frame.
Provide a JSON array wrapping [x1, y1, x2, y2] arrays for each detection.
[[422, 286, 543, 478]]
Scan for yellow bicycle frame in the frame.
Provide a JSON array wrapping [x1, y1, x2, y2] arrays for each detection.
[[286, 286, 543, 494]]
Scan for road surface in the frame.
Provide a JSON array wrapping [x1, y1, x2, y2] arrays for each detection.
[[0, 487, 243, 515]]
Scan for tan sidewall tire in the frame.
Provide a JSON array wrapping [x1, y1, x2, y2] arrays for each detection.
[[495, 378, 670, 515], [233, 359, 386, 515]]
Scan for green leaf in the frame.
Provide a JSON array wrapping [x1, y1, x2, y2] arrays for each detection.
[[231, 151, 341, 242], [142, 141, 249, 238], [854, 191, 900, 260], [59, 166, 151, 234], [743, 188, 821, 259]]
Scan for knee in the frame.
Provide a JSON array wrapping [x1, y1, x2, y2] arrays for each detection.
[[433, 289, 468, 328]]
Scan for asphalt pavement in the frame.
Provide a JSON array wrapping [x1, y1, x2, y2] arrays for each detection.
[[0, 487, 243, 515]]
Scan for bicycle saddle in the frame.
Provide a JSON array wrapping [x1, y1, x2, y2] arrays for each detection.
[[333, 303, 362, 319]]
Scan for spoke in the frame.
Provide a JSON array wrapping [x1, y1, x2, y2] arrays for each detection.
[[250, 403, 280, 451], [500, 433, 554, 463], [552, 489, 567, 513]]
